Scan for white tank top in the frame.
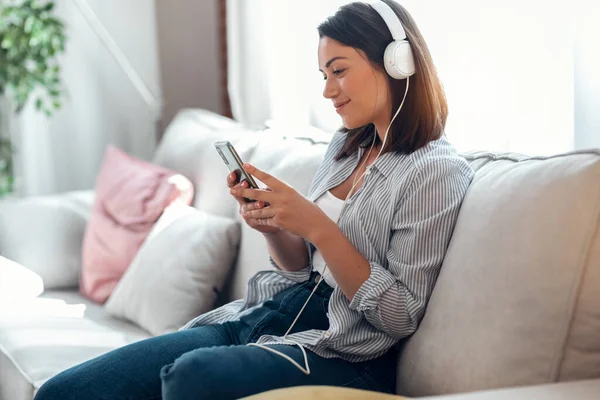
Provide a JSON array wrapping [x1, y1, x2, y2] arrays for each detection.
[[312, 190, 345, 288]]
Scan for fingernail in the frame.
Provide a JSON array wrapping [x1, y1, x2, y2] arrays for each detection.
[[230, 189, 237, 195], [243, 163, 251, 169]]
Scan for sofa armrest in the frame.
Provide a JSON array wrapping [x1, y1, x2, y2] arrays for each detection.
[[0, 190, 95, 290], [420, 379, 600, 400]]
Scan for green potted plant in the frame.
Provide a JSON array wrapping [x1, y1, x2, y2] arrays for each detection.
[[0, 0, 66, 197]]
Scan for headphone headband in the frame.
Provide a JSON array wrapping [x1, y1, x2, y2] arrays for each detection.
[[367, 0, 415, 79], [368, 1, 407, 41]]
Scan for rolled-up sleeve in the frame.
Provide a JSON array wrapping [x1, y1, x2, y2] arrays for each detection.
[[349, 160, 473, 339]]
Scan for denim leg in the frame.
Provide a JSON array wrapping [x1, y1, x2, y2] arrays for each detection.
[[34, 325, 232, 400], [160, 343, 396, 400]]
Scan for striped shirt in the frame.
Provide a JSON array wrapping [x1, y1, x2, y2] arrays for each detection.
[[180, 130, 474, 362]]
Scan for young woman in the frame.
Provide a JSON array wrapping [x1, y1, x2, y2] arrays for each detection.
[[34, 1, 473, 399]]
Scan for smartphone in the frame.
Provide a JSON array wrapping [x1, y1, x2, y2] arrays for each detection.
[[214, 141, 259, 202]]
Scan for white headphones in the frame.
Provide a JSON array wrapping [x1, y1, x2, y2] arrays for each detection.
[[368, 0, 415, 80]]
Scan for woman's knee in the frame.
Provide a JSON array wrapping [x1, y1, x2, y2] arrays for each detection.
[[160, 346, 237, 400], [34, 369, 82, 400]]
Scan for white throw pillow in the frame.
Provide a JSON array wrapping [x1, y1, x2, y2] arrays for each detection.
[[0, 194, 91, 289], [105, 203, 241, 336], [0, 256, 44, 303]]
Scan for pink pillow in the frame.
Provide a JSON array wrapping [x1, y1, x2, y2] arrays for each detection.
[[80, 146, 193, 304]]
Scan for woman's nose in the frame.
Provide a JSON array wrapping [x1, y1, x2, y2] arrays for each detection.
[[322, 78, 339, 99]]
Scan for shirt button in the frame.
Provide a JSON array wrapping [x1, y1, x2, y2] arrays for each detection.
[[314, 274, 321, 283], [323, 331, 331, 338]]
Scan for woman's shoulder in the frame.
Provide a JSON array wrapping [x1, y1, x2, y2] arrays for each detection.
[[407, 134, 474, 180]]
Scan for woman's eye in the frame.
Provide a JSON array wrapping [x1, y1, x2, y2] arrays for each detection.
[[322, 69, 345, 80]]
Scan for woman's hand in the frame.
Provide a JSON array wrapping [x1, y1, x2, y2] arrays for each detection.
[[226, 172, 281, 234], [230, 163, 334, 241]]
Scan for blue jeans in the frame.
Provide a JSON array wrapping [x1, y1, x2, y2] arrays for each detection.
[[34, 272, 397, 400]]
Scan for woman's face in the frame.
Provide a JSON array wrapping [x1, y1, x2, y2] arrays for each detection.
[[318, 37, 391, 130]]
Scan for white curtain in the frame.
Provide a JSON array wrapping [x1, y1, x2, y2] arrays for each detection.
[[11, 0, 162, 197], [227, 0, 595, 155], [226, 0, 342, 131]]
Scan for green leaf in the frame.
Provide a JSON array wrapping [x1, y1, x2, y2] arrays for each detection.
[[0, 0, 65, 118], [24, 16, 35, 34], [1, 38, 12, 49]]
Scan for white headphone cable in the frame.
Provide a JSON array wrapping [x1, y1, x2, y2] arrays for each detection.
[[249, 77, 410, 375]]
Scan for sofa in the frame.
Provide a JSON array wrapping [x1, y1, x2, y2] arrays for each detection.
[[0, 108, 599, 400]]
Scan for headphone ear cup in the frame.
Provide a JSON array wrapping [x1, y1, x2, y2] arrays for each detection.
[[383, 40, 416, 80]]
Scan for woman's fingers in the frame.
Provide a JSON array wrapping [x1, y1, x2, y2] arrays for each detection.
[[226, 172, 235, 187], [228, 178, 252, 206], [248, 217, 274, 228], [240, 200, 266, 214], [231, 187, 273, 202], [244, 207, 275, 219], [242, 163, 287, 192], [228, 173, 271, 229]]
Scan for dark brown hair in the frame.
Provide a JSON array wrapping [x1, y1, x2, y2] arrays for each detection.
[[317, 0, 448, 160]]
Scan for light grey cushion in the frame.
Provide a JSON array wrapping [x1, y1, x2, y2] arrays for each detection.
[[0, 290, 150, 400], [0, 191, 94, 290], [105, 203, 241, 336], [397, 150, 600, 396]]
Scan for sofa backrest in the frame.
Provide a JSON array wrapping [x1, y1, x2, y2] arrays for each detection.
[[397, 150, 600, 396]]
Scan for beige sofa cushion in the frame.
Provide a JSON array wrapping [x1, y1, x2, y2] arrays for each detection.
[[397, 150, 600, 396]]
